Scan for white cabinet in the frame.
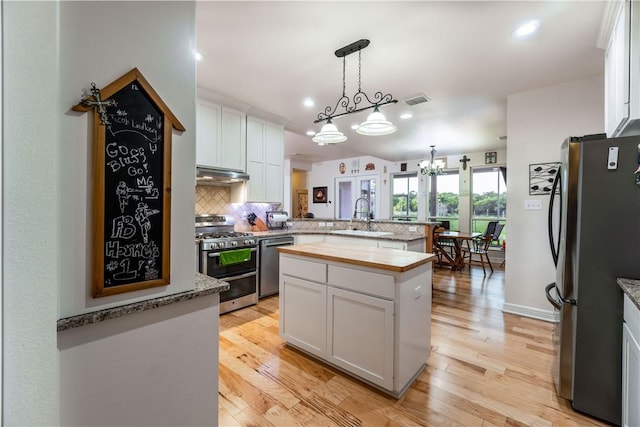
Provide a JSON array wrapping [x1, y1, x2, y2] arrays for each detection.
[[246, 116, 284, 203], [324, 235, 378, 247], [280, 275, 327, 358], [604, 0, 640, 137], [327, 286, 394, 390], [196, 100, 246, 171], [294, 234, 325, 245], [377, 240, 407, 250], [622, 294, 640, 427]]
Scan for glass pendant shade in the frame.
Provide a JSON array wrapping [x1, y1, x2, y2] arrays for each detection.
[[356, 107, 397, 136], [312, 119, 347, 144]]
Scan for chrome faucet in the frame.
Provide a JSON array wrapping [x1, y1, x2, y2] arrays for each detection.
[[353, 197, 372, 231]]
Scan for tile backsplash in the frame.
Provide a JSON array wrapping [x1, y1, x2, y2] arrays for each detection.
[[195, 185, 281, 231], [195, 185, 229, 214]]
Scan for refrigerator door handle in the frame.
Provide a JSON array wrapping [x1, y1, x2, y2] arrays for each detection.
[[548, 168, 562, 267], [545, 283, 563, 310], [545, 282, 577, 310]]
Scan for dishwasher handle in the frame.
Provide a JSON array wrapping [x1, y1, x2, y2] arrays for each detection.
[[261, 238, 294, 248]]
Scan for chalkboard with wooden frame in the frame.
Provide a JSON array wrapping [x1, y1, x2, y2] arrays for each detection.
[[72, 68, 185, 297]]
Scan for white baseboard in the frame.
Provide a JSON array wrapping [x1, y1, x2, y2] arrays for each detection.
[[502, 303, 556, 322]]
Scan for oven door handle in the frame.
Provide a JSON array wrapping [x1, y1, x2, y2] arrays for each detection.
[[221, 271, 256, 281], [208, 247, 258, 258]]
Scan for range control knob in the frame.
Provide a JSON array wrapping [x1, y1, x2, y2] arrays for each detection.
[[244, 239, 254, 245], [231, 241, 238, 247]]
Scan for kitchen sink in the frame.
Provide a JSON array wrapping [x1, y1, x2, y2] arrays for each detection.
[[330, 230, 394, 237]]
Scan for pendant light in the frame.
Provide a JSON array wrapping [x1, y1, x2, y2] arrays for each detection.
[[311, 118, 347, 144], [356, 106, 397, 136], [312, 39, 397, 144]]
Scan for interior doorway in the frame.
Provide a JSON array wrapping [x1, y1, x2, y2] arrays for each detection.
[[294, 189, 308, 218]]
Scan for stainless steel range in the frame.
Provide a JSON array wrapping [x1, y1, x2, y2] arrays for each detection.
[[195, 215, 258, 314]]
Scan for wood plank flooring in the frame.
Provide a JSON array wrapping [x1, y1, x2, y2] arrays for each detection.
[[218, 266, 610, 426]]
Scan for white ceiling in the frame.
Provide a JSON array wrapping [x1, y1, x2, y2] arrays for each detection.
[[196, 1, 606, 164]]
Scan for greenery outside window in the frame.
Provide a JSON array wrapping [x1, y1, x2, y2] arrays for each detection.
[[392, 173, 418, 221], [429, 170, 459, 230], [471, 166, 507, 243]]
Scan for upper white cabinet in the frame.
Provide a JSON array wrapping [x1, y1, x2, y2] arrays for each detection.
[[246, 115, 284, 203], [196, 99, 246, 171], [605, 0, 640, 137]]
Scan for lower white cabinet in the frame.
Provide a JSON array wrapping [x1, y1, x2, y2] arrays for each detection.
[[327, 286, 394, 390], [294, 234, 325, 245], [622, 294, 640, 427], [280, 275, 326, 358]]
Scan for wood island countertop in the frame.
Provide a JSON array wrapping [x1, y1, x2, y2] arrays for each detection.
[[278, 242, 436, 272]]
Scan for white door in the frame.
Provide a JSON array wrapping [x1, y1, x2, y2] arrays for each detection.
[[334, 174, 379, 220], [280, 275, 327, 357]]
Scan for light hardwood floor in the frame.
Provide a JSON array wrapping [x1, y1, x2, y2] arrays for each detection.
[[218, 266, 610, 426]]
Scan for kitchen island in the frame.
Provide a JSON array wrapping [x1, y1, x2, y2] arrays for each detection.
[[278, 242, 435, 397]]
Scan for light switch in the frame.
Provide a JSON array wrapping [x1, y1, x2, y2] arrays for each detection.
[[524, 199, 542, 210]]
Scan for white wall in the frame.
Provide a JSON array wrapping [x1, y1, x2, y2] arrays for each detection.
[[504, 75, 604, 319], [4, 2, 218, 425], [59, 1, 197, 316], [3, 2, 60, 424], [58, 295, 219, 426]]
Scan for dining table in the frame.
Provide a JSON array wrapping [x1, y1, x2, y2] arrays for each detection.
[[434, 230, 482, 271]]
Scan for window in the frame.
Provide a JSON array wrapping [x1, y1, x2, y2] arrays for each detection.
[[471, 166, 507, 241], [428, 170, 459, 230], [392, 173, 418, 221]]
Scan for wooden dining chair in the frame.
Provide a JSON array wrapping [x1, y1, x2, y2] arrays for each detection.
[[461, 234, 494, 275], [432, 226, 445, 268]]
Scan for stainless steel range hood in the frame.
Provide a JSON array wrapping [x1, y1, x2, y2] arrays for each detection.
[[196, 166, 250, 185]]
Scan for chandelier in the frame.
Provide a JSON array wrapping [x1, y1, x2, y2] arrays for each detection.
[[312, 39, 397, 145], [418, 145, 445, 176]]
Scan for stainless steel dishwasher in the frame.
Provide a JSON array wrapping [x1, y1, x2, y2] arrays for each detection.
[[258, 236, 294, 298]]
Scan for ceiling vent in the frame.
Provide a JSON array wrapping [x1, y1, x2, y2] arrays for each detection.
[[404, 94, 430, 106]]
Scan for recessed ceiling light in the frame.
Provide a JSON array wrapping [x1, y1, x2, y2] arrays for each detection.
[[194, 50, 204, 61], [306, 130, 316, 136], [400, 113, 413, 120], [513, 19, 541, 38], [303, 98, 315, 107], [351, 124, 360, 130]]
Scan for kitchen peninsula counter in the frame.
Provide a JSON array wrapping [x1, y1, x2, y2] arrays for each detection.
[[278, 242, 433, 397]]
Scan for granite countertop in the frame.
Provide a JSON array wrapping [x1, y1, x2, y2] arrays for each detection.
[[251, 229, 427, 242], [617, 278, 640, 310], [57, 273, 229, 331], [279, 242, 435, 272]]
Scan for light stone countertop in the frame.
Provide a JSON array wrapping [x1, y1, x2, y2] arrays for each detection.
[[57, 273, 229, 331], [251, 229, 427, 242], [278, 242, 436, 272], [617, 278, 640, 311]]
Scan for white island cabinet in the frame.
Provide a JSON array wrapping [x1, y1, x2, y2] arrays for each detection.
[[278, 242, 435, 397]]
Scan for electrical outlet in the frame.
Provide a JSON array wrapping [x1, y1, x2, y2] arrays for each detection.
[[318, 222, 326, 227], [524, 199, 542, 210], [408, 226, 417, 232], [326, 222, 334, 227]]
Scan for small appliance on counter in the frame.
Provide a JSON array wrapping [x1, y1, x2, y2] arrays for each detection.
[[266, 211, 289, 230]]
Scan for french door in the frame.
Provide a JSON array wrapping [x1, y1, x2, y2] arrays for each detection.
[[335, 174, 379, 220]]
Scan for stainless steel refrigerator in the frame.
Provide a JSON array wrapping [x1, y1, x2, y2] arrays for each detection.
[[546, 134, 640, 426]]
